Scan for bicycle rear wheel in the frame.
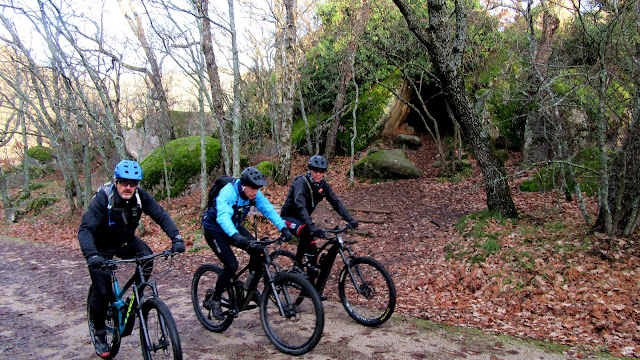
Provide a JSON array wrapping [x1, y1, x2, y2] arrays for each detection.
[[260, 272, 324, 355], [269, 249, 297, 272], [87, 285, 121, 359], [338, 256, 396, 326], [139, 298, 182, 360], [191, 263, 234, 332]]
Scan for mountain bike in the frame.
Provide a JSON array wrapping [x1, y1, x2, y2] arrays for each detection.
[[271, 226, 396, 327], [191, 235, 324, 356], [87, 250, 183, 360]]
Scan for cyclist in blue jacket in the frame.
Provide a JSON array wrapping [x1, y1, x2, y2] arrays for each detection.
[[202, 167, 292, 320], [78, 160, 185, 358]]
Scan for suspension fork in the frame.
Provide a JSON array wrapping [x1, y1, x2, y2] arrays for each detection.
[[136, 278, 163, 350], [264, 263, 295, 317]]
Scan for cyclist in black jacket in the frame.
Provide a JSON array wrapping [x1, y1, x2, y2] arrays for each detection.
[[78, 160, 185, 358], [280, 155, 358, 283]]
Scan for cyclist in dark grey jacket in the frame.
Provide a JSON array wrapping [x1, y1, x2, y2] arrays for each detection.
[[280, 155, 358, 276], [78, 160, 185, 358]]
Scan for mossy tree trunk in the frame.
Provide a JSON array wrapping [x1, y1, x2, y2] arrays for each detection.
[[393, 0, 518, 218], [594, 82, 640, 236]]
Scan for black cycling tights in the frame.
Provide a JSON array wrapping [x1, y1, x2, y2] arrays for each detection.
[[88, 237, 152, 330], [204, 226, 261, 300]]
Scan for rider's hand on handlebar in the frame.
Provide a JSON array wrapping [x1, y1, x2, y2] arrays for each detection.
[[310, 225, 326, 238], [281, 227, 293, 242], [232, 233, 249, 246], [87, 255, 106, 268], [347, 219, 359, 230], [248, 241, 265, 250], [171, 239, 186, 254]]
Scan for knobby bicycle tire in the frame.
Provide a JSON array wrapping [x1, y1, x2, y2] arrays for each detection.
[[191, 263, 234, 332], [87, 285, 121, 360], [338, 256, 396, 326], [269, 249, 297, 272], [260, 272, 324, 356], [139, 298, 183, 360]]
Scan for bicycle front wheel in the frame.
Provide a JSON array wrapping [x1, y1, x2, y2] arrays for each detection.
[[260, 272, 324, 356], [191, 263, 234, 332], [338, 256, 396, 326], [139, 298, 182, 360], [87, 285, 121, 359]]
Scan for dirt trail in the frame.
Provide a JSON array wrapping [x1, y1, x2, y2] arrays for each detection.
[[0, 235, 601, 359]]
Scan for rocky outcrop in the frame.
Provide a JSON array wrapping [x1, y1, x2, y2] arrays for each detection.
[[353, 149, 422, 180]]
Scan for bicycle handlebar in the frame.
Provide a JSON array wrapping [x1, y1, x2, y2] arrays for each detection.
[[104, 249, 178, 269], [252, 234, 287, 248], [323, 226, 351, 235]]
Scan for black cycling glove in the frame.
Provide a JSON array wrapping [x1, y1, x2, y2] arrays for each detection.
[[309, 225, 325, 238], [87, 255, 106, 268], [281, 227, 293, 242], [347, 219, 359, 230], [171, 235, 186, 253], [231, 232, 249, 247]]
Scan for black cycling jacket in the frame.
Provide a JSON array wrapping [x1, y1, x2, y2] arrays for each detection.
[[280, 174, 352, 227], [78, 186, 179, 260]]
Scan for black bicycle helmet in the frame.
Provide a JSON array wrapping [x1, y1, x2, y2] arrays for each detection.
[[308, 155, 328, 172], [241, 167, 268, 188]]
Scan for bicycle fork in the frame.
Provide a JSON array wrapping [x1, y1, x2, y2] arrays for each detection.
[[136, 281, 168, 352]]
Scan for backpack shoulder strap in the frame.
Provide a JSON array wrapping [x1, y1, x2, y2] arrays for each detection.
[[300, 175, 315, 209]]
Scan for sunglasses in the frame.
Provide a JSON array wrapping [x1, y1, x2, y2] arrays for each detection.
[[117, 179, 139, 188]]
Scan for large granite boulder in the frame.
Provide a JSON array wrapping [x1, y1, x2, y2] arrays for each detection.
[[353, 149, 422, 180]]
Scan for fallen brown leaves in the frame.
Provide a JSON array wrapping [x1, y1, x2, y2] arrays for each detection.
[[2, 137, 639, 358]]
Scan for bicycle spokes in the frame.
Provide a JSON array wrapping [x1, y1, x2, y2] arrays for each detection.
[[339, 257, 396, 327]]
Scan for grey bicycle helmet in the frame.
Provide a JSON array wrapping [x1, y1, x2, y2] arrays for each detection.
[[308, 155, 328, 172], [114, 160, 143, 181], [241, 167, 268, 188]]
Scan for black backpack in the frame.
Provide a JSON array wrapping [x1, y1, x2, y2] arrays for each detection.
[[206, 175, 236, 209]]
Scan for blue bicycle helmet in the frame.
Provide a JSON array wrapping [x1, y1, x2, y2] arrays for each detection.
[[114, 160, 143, 181]]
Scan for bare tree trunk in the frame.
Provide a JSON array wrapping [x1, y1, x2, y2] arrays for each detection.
[[18, 73, 31, 199], [198, 82, 209, 217], [298, 86, 313, 155], [118, 0, 174, 143], [195, 0, 231, 175], [349, 54, 359, 186], [325, 0, 369, 160], [228, 0, 242, 176], [275, 0, 298, 183], [392, 0, 518, 218], [522, 1, 560, 164]]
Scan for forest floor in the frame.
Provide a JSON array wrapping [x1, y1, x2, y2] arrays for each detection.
[[1, 135, 639, 358]]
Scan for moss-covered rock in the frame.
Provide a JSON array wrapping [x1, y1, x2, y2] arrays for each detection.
[[27, 146, 54, 163], [394, 134, 422, 149], [140, 136, 221, 199], [256, 161, 276, 179], [353, 149, 422, 180]]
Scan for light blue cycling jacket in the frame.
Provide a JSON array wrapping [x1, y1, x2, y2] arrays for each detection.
[[202, 179, 285, 237]]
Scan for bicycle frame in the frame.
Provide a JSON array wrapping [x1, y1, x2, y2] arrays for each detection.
[[106, 251, 169, 342], [226, 237, 289, 317], [310, 228, 355, 293]]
